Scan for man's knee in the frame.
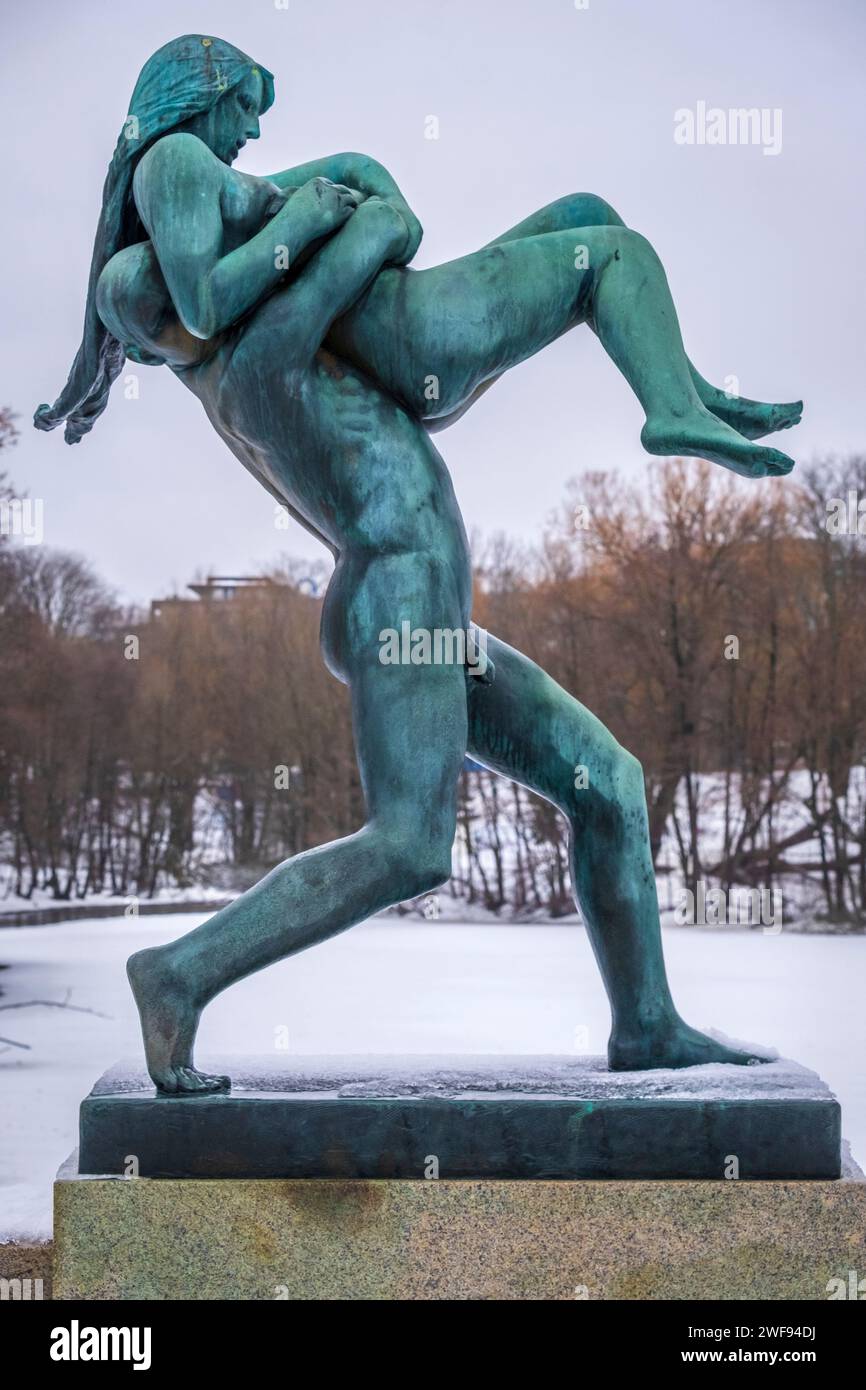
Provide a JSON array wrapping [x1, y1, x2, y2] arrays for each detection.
[[403, 834, 454, 898], [377, 823, 454, 900], [615, 747, 646, 803], [569, 741, 646, 834]]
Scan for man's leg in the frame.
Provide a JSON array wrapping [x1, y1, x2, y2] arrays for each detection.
[[467, 632, 766, 1069], [128, 550, 468, 1093]]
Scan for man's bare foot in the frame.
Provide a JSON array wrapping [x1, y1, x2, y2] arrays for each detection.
[[609, 1017, 769, 1071], [641, 406, 795, 478], [699, 390, 803, 441], [127, 946, 230, 1095]]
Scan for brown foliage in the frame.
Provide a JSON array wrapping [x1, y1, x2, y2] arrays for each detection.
[[2, 455, 865, 924]]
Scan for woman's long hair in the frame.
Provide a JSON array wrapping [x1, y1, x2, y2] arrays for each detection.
[[34, 34, 274, 444]]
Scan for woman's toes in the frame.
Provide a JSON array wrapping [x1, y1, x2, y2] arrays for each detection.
[[763, 448, 795, 475]]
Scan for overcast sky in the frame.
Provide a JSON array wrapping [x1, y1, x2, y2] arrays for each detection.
[[2, 0, 864, 604]]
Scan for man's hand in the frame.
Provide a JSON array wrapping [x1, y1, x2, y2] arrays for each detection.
[[265, 194, 415, 361], [266, 155, 422, 263], [389, 198, 423, 264], [353, 196, 412, 264], [284, 177, 363, 242]]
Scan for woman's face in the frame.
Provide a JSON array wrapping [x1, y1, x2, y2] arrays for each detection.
[[191, 68, 264, 165]]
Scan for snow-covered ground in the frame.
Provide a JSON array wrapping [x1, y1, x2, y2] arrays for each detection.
[[1, 912, 864, 1240], [0, 879, 232, 917]]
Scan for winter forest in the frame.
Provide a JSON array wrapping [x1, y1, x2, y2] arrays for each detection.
[[2, 406, 865, 929]]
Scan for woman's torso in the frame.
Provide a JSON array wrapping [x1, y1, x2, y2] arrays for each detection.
[[98, 140, 468, 569]]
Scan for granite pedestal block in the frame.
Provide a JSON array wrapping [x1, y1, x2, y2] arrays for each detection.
[[54, 1162, 866, 1301], [77, 1054, 842, 1181], [57, 1055, 857, 1300]]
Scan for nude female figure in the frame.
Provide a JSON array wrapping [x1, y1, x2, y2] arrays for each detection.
[[36, 36, 798, 1092]]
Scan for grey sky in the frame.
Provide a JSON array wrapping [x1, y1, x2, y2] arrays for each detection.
[[2, 0, 864, 604]]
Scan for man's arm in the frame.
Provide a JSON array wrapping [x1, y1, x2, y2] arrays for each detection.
[[266, 152, 422, 264], [271, 197, 410, 362]]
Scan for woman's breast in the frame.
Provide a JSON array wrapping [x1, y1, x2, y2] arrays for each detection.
[[218, 173, 285, 252]]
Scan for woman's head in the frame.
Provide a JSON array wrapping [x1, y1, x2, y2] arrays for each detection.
[[123, 35, 274, 164], [34, 35, 274, 444], [179, 65, 266, 165]]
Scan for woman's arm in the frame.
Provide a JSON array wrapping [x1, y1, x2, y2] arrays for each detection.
[[265, 152, 422, 264], [133, 134, 360, 339]]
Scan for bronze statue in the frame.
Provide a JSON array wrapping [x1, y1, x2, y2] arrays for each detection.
[[36, 36, 801, 1093]]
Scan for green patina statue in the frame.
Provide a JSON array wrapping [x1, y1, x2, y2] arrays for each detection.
[[36, 35, 802, 1094]]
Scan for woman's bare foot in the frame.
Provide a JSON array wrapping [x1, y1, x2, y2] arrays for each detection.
[[127, 946, 230, 1095], [641, 405, 795, 478], [715, 396, 802, 441], [609, 1016, 769, 1071], [696, 386, 803, 441]]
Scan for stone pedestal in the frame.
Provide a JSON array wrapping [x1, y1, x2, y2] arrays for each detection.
[[54, 1163, 866, 1300], [77, 1053, 841, 1181], [55, 1054, 856, 1300]]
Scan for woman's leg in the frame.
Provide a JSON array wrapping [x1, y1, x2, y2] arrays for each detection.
[[481, 193, 802, 441], [333, 225, 796, 480], [467, 632, 766, 1068], [128, 547, 469, 1094]]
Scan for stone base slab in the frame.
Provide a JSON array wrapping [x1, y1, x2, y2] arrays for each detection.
[[54, 1162, 866, 1301], [77, 1054, 842, 1180]]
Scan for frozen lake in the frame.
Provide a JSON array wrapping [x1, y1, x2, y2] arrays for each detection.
[[1, 912, 864, 1239]]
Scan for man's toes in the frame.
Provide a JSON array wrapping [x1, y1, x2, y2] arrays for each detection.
[[179, 1067, 208, 1092], [171, 1067, 231, 1093]]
